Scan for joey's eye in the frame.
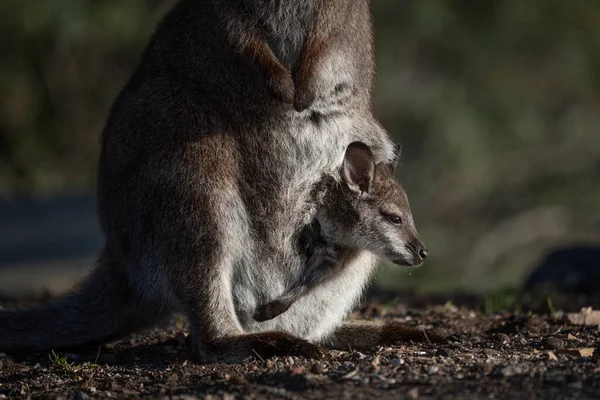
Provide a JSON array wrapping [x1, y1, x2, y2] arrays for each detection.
[[381, 212, 402, 225]]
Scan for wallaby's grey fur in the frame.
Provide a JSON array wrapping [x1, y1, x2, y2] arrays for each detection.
[[254, 142, 428, 322], [0, 0, 444, 362]]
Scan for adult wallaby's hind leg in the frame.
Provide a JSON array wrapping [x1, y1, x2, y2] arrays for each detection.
[[170, 247, 326, 363]]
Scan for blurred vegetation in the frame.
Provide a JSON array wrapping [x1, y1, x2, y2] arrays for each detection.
[[1, 0, 599, 291]]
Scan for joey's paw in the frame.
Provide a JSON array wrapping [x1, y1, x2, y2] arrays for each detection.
[[382, 321, 448, 345], [268, 68, 295, 104], [253, 301, 291, 322], [250, 332, 326, 360]]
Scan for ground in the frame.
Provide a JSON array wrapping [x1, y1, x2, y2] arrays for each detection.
[[1, 291, 599, 399]]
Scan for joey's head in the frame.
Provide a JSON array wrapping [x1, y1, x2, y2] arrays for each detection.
[[321, 142, 428, 267]]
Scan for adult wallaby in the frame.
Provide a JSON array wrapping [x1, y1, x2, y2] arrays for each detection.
[[254, 142, 428, 322], [0, 0, 439, 363]]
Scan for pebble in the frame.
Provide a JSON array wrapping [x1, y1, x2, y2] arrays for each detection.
[[438, 348, 456, 357], [311, 363, 324, 374], [542, 337, 565, 351], [230, 375, 247, 385], [493, 333, 510, 344], [391, 358, 405, 366], [291, 367, 305, 375], [483, 348, 498, 357], [407, 387, 419, 399], [501, 365, 523, 377]]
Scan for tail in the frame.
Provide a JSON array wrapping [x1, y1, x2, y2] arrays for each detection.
[[0, 250, 168, 352]]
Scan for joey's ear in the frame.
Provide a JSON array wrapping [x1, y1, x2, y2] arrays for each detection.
[[343, 142, 375, 194]]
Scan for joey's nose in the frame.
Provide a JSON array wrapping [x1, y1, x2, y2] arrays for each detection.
[[418, 248, 428, 261]]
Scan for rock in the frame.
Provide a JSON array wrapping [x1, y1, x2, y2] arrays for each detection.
[[438, 348, 456, 357], [390, 358, 404, 366], [291, 367, 305, 375], [524, 246, 600, 293], [407, 388, 419, 400], [69, 391, 89, 400], [483, 348, 499, 357], [229, 375, 247, 385], [492, 333, 510, 344], [501, 365, 523, 377], [311, 363, 324, 374], [542, 337, 565, 350]]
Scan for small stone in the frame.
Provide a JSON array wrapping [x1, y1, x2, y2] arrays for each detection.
[[427, 366, 439, 375], [287, 356, 294, 367], [501, 365, 522, 377], [311, 363, 324, 374], [352, 351, 367, 361], [492, 333, 510, 344], [483, 348, 498, 357], [438, 348, 456, 357], [547, 351, 558, 361], [110, 382, 122, 392], [371, 356, 380, 367], [542, 337, 565, 351], [407, 387, 419, 399], [230, 375, 247, 385], [69, 391, 89, 400], [291, 367, 305, 375], [391, 358, 404, 366]]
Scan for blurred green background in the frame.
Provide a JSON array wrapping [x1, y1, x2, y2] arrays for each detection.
[[0, 0, 599, 294]]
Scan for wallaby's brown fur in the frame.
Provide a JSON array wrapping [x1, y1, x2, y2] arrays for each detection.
[[0, 0, 443, 363]]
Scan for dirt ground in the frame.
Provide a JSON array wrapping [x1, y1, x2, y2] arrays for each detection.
[[1, 291, 599, 400]]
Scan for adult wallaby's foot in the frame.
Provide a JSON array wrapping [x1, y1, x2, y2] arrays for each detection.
[[326, 320, 447, 351], [192, 332, 326, 364]]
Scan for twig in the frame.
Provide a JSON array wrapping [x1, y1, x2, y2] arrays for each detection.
[[251, 348, 265, 362]]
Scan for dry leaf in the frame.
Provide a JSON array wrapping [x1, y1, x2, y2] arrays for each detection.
[[559, 348, 595, 358], [566, 308, 600, 326], [547, 351, 558, 361], [567, 334, 582, 342]]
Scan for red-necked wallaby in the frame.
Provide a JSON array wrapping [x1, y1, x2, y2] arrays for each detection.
[[0, 0, 443, 363]]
